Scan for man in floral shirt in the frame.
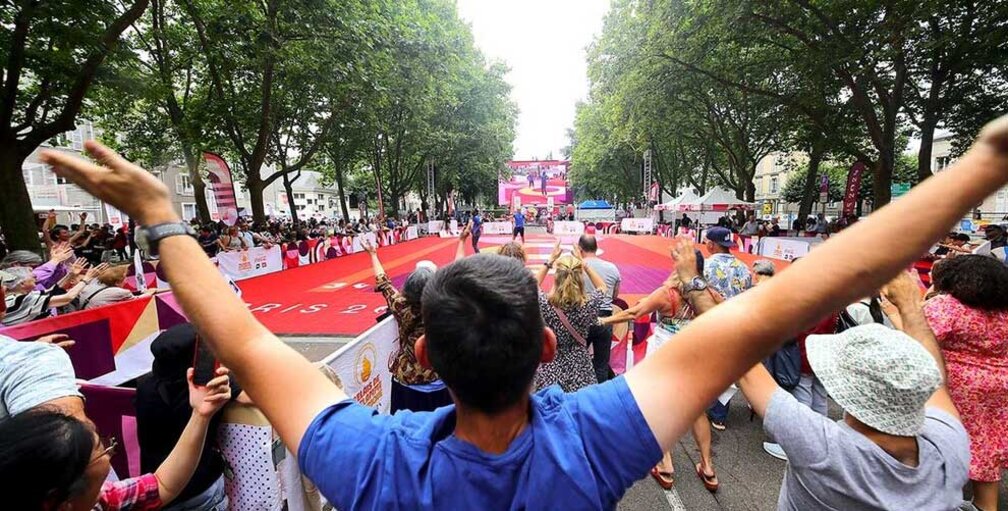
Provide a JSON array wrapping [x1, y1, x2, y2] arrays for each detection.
[[702, 227, 753, 430]]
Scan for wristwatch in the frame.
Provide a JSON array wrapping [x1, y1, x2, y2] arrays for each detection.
[[680, 276, 708, 295], [135, 222, 197, 256]]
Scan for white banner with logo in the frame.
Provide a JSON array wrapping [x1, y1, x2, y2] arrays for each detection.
[[553, 221, 585, 236], [350, 232, 378, 253], [620, 217, 655, 233], [216, 246, 283, 281], [104, 204, 127, 231], [427, 220, 444, 234], [757, 237, 814, 261], [321, 316, 399, 413], [483, 222, 512, 235]]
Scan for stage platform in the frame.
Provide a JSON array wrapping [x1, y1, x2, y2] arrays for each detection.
[[240, 233, 785, 336]]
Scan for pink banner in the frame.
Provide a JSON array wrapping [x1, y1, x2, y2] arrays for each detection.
[[204, 152, 240, 225], [843, 162, 865, 216]]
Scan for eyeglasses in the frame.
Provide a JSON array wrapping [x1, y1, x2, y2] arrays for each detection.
[[89, 436, 118, 465]]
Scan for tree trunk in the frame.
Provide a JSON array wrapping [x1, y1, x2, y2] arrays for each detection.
[[798, 148, 822, 223], [282, 169, 299, 224], [744, 178, 755, 202], [182, 150, 211, 223], [334, 164, 349, 222], [247, 176, 266, 225], [0, 148, 40, 251], [873, 149, 894, 207], [916, 115, 938, 183]]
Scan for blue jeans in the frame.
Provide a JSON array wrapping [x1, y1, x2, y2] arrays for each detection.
[[164, 476, 227, 511]]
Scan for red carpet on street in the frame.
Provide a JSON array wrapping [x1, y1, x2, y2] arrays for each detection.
[[240, 233, 788, 336]]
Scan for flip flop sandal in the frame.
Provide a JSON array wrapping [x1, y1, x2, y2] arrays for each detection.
[[650, 466, 675, 490], [696, 463, 719, 493]]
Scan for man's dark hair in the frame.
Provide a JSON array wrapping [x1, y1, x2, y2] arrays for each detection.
[[422, 254, 544, 414], [50, 225, 69, 241], [577, 234, 598, 253], [952, 233, 971, 243], [0, 409, 94, 509], [932, 255, 1008, 310]]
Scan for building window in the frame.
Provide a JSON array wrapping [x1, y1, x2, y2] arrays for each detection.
[[770, 176, 779, 194], [935, 155, 953, 172], [182, 203, 197, 220], [176, 174, 194, 195], [293, 193, 305, 200], [296, 205, 305, 211]]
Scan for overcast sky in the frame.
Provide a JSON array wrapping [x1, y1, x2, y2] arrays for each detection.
[[456, 0, 611, 161]]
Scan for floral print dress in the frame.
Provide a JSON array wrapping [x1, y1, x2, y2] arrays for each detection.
[[924, 294, 1008, 482], [535, 289, 604, 392]]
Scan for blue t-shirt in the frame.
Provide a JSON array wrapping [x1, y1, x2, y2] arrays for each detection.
[[471, 214, 482, 235], [298, 377, 660, 510], [513, 213, 525, 228]]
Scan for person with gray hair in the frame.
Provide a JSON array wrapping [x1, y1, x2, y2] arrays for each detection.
[[1, 243, 76, 291], [752, 259, 776, 285], [1, 262, 105, 326]]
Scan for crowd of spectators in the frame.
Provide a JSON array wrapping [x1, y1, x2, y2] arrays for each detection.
[[0, 116, 1007, 511]]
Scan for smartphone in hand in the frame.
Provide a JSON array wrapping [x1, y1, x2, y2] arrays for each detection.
[[192, 334, 219, 386]]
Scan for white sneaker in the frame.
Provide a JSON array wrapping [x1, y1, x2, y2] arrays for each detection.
[[763, 442, 788, 461]]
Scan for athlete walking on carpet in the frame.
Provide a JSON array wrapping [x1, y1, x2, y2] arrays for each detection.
[[512, 208, 526, 243]]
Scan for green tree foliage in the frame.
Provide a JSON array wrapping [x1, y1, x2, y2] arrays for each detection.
[[570, 0, 1008, 213], [0, 0, 149, 250]]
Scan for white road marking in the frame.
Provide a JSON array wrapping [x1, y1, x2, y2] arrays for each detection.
[[664, 488, 687, 510]]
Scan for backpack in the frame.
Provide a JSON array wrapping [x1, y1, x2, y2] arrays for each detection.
[[763, 340, 802, 390]]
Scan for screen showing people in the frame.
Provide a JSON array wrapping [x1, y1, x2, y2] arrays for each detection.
[[498, 160, 572, 206]]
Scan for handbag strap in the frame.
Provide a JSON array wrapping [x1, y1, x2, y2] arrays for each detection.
[[552, 306, 588, 347]]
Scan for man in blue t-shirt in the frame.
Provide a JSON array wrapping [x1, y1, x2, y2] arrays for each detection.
[[43, 127, 1008, 511], [469, 209, 483, 253], [512, 209, 526, 243]]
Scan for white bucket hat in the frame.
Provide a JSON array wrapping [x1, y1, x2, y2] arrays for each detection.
[[806, 323, 941, 436]]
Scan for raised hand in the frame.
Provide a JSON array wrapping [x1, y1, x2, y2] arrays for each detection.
[[978, 114, 1008, 156], [881, 270, 924, 311], [361, 238, 377, 254], [670, 238, 700, 282], [549, 240, 562, 263], [35, 333, 75, 349], [40, 141, 178, 227], [48, 243, 74, 265], [68, 257, 88, 277], [459, 224, 471, 241], [188, 366, 232, 418], [85, 263, 110, 281]]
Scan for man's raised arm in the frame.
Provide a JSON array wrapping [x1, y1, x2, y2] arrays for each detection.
[[626, 116, 1008, 450], [40, 141, 345, 457]]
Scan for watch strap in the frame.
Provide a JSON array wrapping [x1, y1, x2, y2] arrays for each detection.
[[143, 222, 196, 256]]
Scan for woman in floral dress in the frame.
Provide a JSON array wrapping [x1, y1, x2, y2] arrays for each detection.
[[533, 242, 607, 392], [923, 255, 1008, 511]]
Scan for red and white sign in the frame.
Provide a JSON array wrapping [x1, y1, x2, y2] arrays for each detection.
[[217, 246, 283, 281], [204, 152, 240, 225]]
